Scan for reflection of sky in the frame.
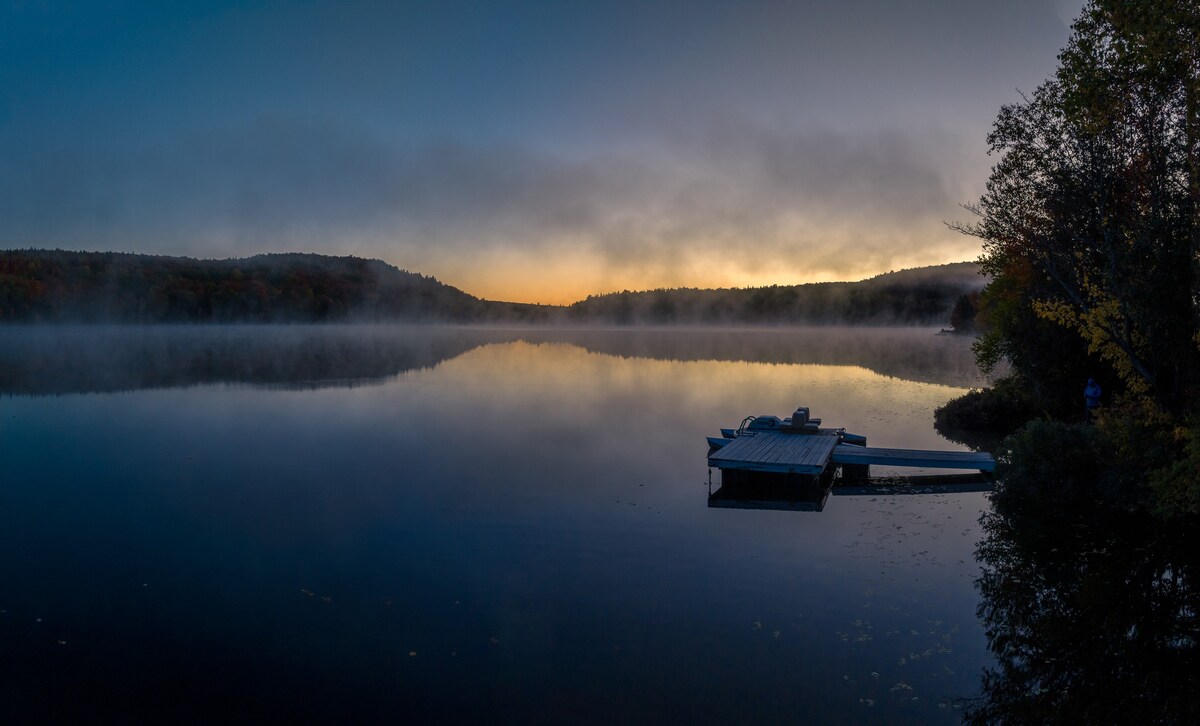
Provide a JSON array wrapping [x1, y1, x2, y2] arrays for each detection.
[[1, 336, 988, 721]]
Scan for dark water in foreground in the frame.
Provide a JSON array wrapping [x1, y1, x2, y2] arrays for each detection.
[[1, 326, 991, 723]]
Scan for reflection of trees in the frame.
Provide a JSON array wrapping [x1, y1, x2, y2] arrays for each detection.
[[929, 424, 1004, 453], [0, 326, 504, 395], [968, 499, 1200, 723], [0, 326, 989, 396], [511, 327, 990, 388]]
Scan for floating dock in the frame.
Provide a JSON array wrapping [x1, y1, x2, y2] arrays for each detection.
[[707, 432, 995, 477], [706, 407, 995, 482]]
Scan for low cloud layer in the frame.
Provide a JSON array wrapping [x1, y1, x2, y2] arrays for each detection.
[[0, 0, 1077, 302], [0, 119, 982, 302]]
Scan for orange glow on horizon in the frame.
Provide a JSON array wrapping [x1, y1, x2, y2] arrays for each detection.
[[430, 250, 978, 306]]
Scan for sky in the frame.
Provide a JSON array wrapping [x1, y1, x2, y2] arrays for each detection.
[[0, 0, 1083, 303]]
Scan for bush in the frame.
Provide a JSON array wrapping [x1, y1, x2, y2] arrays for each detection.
[[991, 419, 1104, 522], [934, 374, 1039, 448], [1148, 421, 1200, 518], [1090, 396, 1178, 510]]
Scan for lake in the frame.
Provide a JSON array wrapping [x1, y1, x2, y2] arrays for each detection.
[[1, 326, 992, 723]]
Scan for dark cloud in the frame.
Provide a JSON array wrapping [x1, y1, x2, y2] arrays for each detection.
[[0, 118, 973, 287]]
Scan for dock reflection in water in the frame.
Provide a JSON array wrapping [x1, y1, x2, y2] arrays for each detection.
[[709, 469, 994, 513], [708, 470, 834, 512]]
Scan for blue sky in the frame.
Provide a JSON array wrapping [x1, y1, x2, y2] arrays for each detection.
[[0, 0, 1081, 302]]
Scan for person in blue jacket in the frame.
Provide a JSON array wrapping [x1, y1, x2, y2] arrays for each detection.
[[1084, 378, 1102, 422]]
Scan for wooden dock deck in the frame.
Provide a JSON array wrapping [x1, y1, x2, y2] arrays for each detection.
[[831, 444, 995, 472], [707, 432, 839, 475]]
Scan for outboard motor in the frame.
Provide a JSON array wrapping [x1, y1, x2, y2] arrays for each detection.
[[747, 415, 782, 431], [791, 407, 810, 427]]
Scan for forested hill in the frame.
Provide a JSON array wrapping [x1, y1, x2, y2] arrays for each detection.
[[0, 250, 983, 325], [0, 250, 490, 322], [566, 262, 984, 325]]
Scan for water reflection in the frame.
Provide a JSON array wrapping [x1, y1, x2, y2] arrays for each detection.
[[968, 502, 1200, 723], [0, 327, 989, 722], [507, 327, 990, 388], [0, 325, 987, 396], [0, 325, 498, 395], [709, 473, 995, 514]]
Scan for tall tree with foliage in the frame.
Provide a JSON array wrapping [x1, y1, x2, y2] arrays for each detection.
[[960, 0, 1200, 415]]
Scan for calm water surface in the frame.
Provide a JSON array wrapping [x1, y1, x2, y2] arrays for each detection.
[[1, 326, 991, 723]]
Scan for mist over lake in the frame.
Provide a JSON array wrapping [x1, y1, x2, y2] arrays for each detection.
[[7, 1, 1200, 720], [2, 325, 990, 722]]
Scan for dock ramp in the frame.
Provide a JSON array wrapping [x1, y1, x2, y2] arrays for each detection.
[[831, 444, 995, 472]]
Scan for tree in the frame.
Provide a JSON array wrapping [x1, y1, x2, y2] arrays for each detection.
[[958, 0, 1200, 415], [949, 291, 979, 331]]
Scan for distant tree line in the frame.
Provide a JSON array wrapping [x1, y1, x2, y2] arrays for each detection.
[[0, 250, 491, 323], [565, 263, 984, 325], [0, 249, 983, 325]]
